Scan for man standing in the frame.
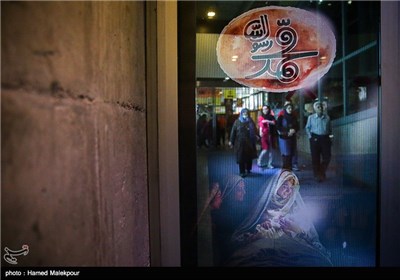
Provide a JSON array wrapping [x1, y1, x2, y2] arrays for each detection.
[[305, 101, 333, 182]]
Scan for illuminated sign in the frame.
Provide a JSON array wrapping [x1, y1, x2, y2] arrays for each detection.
[[216, 6, 336, 92], [223, 88, 236, 99]]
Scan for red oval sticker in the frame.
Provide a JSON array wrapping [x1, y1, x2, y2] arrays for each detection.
[[216, 6, 336, 92]]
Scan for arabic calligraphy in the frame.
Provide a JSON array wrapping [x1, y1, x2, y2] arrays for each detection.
[[244, 15, 273, 53], [245, 17, 319, 84], [3, 245, 29, 265]]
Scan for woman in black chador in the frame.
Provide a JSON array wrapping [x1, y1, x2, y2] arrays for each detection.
[[229, 108, 258, 177]]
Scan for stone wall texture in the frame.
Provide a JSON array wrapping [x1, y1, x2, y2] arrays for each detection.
[[1, 1, 149, 266]]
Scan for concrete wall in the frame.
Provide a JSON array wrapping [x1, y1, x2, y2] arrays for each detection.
[[1, 1, 149, 266]]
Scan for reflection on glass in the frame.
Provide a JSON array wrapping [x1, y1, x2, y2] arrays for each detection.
[[194, 0, 378, 267]]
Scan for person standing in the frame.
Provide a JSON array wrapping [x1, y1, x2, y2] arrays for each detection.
[[208, 174, 249, 265], [216, 115, 227, 147], [276, 102, 299, 170], [278, 103, 300, 171], [257, 105, 276, 169], [197, 114, 209, 148], [305, 101, 333, 182], [229, 108, 257, 177]]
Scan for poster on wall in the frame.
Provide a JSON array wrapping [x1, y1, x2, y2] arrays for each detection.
[[195, 1, 379, 268]]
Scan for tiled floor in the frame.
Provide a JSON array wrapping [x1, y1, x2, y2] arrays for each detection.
[[197, 147, 377, 267]]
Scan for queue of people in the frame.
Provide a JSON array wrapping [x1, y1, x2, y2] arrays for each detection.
[[198, 98, 333, 182], [227, 101, 301, 176]]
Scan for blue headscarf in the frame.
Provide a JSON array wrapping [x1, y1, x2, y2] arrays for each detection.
[[239, 108, 250, 123], [239, 108, 256, 144]]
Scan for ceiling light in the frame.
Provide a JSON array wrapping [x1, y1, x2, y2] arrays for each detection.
[[207, 11, 215, 18]]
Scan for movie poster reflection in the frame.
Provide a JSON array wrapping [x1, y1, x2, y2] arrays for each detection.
[[209, 170, 332, 267]]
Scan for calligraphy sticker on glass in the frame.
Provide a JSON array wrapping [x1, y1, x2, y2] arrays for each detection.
[[216, 6, 336, 92]]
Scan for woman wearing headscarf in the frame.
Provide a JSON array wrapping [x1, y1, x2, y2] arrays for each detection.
[[229, 108, 258, 177], [257, 105, 276, 168], [277, 102, 299, 170], [207, 174, 250, 265], [224, 170, 332, 267]]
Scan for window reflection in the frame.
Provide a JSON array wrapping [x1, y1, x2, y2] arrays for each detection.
[[194, 0, 379, 267]]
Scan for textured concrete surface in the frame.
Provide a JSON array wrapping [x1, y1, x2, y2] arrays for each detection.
[[1, 1, 149, 266]]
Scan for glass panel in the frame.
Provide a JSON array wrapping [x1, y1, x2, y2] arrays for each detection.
[[193, 0, 379, 267], [346, 1, 380, 54], [346, 45, 379, 115], [322, 64, 344, 120]]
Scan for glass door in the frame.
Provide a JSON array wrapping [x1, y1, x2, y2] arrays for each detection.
[[180, 0, 380, 267]]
